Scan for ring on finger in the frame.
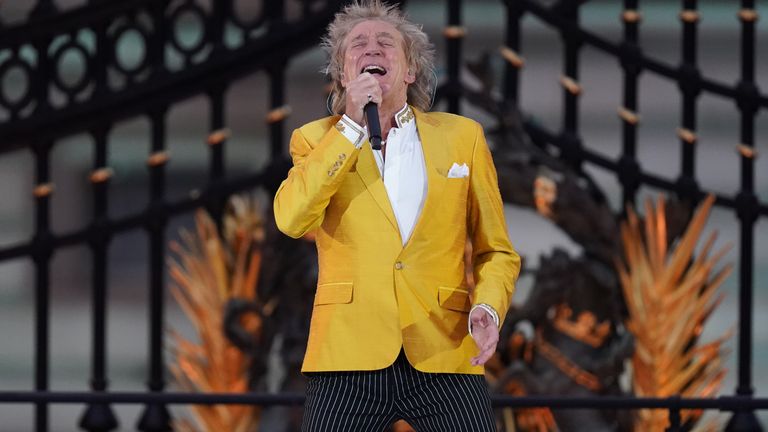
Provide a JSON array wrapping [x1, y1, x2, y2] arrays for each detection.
[[367, 94, 372, 103]]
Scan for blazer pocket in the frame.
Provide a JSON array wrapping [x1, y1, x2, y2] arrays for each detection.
[[438, 286, 471, 313], [314, 282, 353, 305]]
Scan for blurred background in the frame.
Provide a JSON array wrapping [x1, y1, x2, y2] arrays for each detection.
[[0, 0, 766, 430]]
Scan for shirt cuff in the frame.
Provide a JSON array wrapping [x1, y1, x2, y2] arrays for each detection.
[[335, 115, 368, 149], [468, 303, 500, 337]]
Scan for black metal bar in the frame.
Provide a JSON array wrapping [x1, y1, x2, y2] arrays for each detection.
[[268, 62, 287, 159], [726, 1, 762, 430], [735, 0, 757, 399], [665, 397, 682, 432], [92, 129, 111, 387], [207, 82, 228, 227], [141, 10, 170, 427], [147, 0, 169, 80], [142, 7, 170, 422], [266, 0, 287, 158], [79, 125, 119, 432], [29, 20, 55, 432], [502, 0, 523, 103], [92, 14, 108, 97], [146, 109, 167, 393], [0, 392, 767, 410], [267, 0, 285, 25], [210, 0, 226, 55], [676, 0, 700, 201], [136, 106, 172, 432], [618, 0, 641, 205], [556, 0, 583, 172], [29, 0, 58, 20], [32, 139, 53, 432], [445, 0, 462, 113]]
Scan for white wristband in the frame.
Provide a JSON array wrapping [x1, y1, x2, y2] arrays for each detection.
[[468, 303, 500, 337]]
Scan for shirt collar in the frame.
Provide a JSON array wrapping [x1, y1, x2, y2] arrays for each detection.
[[394, 104, 415, 129]]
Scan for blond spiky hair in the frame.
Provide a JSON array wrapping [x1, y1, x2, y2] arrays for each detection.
[[322, 0, 436, 114]]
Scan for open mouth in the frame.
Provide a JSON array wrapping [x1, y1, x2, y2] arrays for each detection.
[[361, 65, 387, 75]]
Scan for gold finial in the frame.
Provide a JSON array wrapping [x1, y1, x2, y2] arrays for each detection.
[[738, 9, 758, 23], [147, 151, 170, 167], [560, 75, 582, 96], [499, 46, 525, 68], [622, 10, 642, 23], [679, 9, 700, 23], [207, 128, 231, 146], [266, 105, 292, 124], [89, 167, 114, 183], [677, 127, 697, 144], [618, 107, 640, 125], [736, 143, 757, 159], [33, 183, 55, 198], [443, 26, 467, 39]]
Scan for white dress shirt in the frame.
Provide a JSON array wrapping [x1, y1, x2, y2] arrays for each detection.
[[372, 105, 425, 245]]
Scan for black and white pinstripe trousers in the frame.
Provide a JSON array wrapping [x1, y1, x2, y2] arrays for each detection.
[[301, 350, 496, 432]]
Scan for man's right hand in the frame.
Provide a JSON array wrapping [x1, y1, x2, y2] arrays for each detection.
[[344, 72, 382, 125]]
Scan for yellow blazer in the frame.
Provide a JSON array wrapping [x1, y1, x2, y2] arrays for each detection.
[[274, 107, 520, 374]]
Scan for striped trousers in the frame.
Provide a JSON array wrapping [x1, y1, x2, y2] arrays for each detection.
[[301, 350, 496, 432]]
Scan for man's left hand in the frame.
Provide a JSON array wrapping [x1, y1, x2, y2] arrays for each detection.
[[469, 308, 499, 366]]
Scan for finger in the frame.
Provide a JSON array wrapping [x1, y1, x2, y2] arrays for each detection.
[[472, 345, 496, 366], [470, 349, 492, 366]]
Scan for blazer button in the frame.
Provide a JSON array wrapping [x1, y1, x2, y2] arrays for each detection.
[[395, 261, 404, 270]]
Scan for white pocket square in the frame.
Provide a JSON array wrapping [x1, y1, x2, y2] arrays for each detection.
[[447, 162, 469, 178]]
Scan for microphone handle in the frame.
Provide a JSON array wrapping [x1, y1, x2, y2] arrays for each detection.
[[364, 102, 382, 150]]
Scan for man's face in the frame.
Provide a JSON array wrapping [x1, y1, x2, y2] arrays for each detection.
[[340, 20, 415, 101]]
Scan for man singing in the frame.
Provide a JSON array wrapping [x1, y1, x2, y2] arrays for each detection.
[[274, 1, 521, 430]]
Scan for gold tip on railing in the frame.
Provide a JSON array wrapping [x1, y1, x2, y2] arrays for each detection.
[[679, 10, 700, 23], [499, 46, 525, 68], [677, 128, 697, 144], [89, 167, 114, 184], [738, 9, 759, 23], [618, 107, 640, 125], [622, 10, 642, 24], [560, 76, 582, 96], [207, 128, 231, 146], [266, 106, 292, 124], [147, 151, 170, 167], [33, 183, 55, 198], [736, 143, 757, 159], [443, 26, 467, 39]]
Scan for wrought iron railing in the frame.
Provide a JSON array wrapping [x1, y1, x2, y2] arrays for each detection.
[[0, 0, 343, 430], [0, 0, 766, 431]]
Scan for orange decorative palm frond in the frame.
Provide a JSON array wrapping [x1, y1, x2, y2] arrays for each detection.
[[617, 195, 732, 431], [168, 196, 266, 432]]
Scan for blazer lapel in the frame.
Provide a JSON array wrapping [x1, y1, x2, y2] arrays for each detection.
[[406, 109, 448, 248], [355, 142, 401, 236]]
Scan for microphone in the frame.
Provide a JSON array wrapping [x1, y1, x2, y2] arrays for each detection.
[[364, 102, 382, 150]]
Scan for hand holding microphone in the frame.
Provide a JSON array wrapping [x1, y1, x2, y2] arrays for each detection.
[[344, 72, 382, 149]]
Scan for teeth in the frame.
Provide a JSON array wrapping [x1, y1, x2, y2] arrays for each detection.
[[361, 65, 387, 75]]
